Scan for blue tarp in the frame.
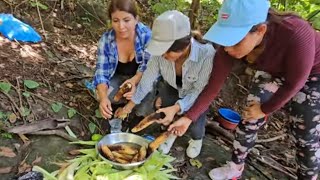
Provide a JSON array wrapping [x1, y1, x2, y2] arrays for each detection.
[[0, 14, 41, 43]]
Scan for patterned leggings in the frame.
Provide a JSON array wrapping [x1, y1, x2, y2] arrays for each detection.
[[231, 71, 320, 180]]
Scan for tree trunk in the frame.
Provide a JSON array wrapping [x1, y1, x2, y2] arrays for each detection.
[[188, 0, 200, 29]]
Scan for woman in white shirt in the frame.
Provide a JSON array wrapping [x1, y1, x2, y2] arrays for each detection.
[[119, 10, 215, 158]]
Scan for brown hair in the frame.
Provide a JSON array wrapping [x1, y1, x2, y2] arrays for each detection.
[[167, 30, 207, 52], [108, 0, 139, 19], [249, 8, 300, 32]]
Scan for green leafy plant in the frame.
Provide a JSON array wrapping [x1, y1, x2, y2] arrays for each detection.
[[29, 0, 49, 10], [149, 0, 190, 16], [198, 0, 220, 31], [24, 80, 40, 89], [88, 122, 97, 134], [20, 107, 31, 117], [91, 134, 103, 141], [0, 111, 4, 119], [95, 109, 103, 118], [22, 92, 31, 98], [51, 102, 63, 113], [1, 132, 13, 139], [0, 82, 11, 93], [270, 0, 320, 30], [68, 108, 77, 118]]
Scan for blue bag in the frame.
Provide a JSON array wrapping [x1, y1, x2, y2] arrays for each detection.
[[0, 14, 41, 43]]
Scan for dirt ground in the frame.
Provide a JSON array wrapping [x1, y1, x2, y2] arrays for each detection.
[[0, 1, 299, 179]]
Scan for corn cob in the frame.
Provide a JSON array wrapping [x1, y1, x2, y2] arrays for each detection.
[[113, 83, 132, 102]]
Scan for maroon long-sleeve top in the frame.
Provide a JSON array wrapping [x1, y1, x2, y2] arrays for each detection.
[[186, 16, 320, 121]]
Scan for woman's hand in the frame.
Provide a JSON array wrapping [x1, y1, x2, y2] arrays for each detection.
[[120, 79, 136, 100], [99, 98, 113, 119], [168, 116, 192, 136], [122, 73, 142, 100], [114, 106, 131, 119], [155, 104, 180, 126], [242, 101, 266, 123], [115, 101, 135, 119]]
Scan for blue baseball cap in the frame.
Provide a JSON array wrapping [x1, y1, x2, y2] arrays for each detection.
[[204, 0, 270, 46]]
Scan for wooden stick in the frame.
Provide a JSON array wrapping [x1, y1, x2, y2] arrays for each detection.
[[16, 78, 23, 111], [76, 2, 106, 26], [253, 155, 297, 180], [3, 0, 13, 13], [256, 134, 287, 143], [7, 118, 70, 134], [35, 0, 46, 39], [14, 0, 28, 13], [28, 91, 103, 133], [231, 72, 242, 84], [236, 84, 249, 93], [29, 92, 88, 121], [16, 77, 26, 124], [206, 121, 234, 141], [0, 91, 22, 118], [30, 130, 77, 142], [206, 120, 296, 179], [60, 75, 93, 83]]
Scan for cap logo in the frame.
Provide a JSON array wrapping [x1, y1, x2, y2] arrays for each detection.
[[221, 13, 229, 20]]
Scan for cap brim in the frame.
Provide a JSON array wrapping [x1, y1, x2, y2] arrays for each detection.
[[204, 22, 253, 47], [146, 39, 174, 56]]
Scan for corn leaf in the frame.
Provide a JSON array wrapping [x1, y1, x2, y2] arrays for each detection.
[[34, 146, 177, 180], [78, 148, 96, 156], [69, 141, 96, 146], [32, 166, 57, 180], [123, 173, 147, 180], [66, 161, 80, 180], [105, 170, 133, 179], [65, 126, 77, 139]]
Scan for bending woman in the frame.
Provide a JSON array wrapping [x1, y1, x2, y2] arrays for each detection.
[[119, 10, 215, 158], [169, 0, 320, 179]]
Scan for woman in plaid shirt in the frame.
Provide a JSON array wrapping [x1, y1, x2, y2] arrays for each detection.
[[92, 0, 151, 119]]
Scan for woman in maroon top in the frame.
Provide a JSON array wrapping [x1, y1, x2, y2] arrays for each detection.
[[166, 0, 320, 179]]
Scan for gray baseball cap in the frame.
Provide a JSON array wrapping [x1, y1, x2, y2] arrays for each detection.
[[147, 10, 191, 56]]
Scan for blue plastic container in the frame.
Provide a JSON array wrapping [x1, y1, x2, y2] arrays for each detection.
[[142, 134, 155, 142], [217, 108, 241, 130]]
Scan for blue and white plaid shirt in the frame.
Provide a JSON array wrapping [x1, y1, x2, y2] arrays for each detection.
[[92, 22, 152, 88]]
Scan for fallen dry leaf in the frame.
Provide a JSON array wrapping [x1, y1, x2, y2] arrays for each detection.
[[8, 113, 17, 124], [0, 147, 16, 158], [65, 83, 73, 88], [52, 162, 70, 169], [32, 156, 42, 165], [18, 161, 31, 174], [175, 146, 184, 152], [69, 149, 81, 156], [189, 159, 203, 168], [18, 134, 30, 144], [0, 167, 12, 174]]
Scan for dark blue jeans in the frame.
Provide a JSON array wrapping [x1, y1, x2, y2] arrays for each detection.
[[107, 74, 155, 115], [153, 80, 207, 140]]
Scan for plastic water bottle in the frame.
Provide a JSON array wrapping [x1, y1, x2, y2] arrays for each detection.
[[109, 118, 122, 133]]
